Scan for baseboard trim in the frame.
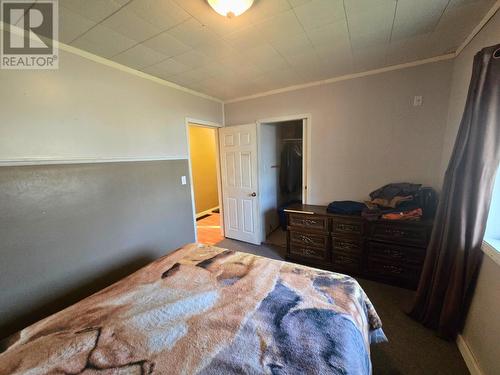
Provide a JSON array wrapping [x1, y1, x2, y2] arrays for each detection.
[[457, 334, 483, 375], [196, 206, 219, 219]]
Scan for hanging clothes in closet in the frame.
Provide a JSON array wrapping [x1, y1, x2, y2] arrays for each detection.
[[279, 140, 302, 196]]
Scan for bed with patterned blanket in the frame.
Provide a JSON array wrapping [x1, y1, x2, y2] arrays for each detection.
[[0, 244, 386, 374]]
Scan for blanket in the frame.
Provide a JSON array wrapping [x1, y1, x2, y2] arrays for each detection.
[[0, 244, 386, 374]]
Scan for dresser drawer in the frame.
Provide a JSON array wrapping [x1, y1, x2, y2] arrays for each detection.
[[367, 260, 406, 277], [366, 258, 421, 285], [332, 253, 361, 273], [367, 241, 425, 265], [290, 230, 328, 248], [332, 219, 363, 236], [289, 244, 327, 261], [288, 213, 329, 232], [332, 237, 363, 256], [368, 222, 429, 246]]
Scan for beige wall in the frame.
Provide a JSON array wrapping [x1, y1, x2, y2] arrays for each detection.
[[441, 10, 500, 375], [0, 47, 223, 162], [225, 61, 453, 203], [462, 251, 500, 375], [189, 126, 219, 214]]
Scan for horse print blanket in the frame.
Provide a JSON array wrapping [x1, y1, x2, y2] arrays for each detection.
[[0, 244, 386, 374]]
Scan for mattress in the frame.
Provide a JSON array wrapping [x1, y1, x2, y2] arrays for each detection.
[[0, 244, 386, 374]]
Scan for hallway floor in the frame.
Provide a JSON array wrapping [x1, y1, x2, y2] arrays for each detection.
[[196, 213, 224, 245]]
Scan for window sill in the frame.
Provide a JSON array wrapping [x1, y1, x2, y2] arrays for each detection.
[[482, 239, 500, 267]]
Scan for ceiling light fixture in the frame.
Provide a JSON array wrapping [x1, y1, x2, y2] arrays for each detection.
[[207, 0, 254, 18]]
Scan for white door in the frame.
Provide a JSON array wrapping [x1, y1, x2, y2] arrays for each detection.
[[219, 124, 260, 244]]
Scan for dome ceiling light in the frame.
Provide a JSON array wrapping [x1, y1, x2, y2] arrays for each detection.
[[207, 0, 255, 18]]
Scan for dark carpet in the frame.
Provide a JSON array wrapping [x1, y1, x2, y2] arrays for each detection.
[[216, 238, 470, 375]]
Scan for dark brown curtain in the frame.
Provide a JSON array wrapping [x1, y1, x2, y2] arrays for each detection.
[[408, 44, 500, 339]]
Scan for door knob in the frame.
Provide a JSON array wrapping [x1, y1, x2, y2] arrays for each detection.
[[250, 192, 257, 197]]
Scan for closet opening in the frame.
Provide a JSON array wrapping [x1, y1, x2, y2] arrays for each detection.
[[258, 118, 306, 248]]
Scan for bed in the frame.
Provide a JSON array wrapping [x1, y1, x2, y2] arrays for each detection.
[[0, 244, 386, 374]]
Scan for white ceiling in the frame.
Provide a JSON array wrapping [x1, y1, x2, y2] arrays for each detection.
[[56, 0, 496, 100]]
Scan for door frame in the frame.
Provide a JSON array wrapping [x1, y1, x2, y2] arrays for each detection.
[[185, 117, 224, 242], [256, 114, 311, 203], [218, 123, 262, 245], [256, 114, 311, 242]]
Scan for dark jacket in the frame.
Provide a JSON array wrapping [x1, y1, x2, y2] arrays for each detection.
[[280, 143, 302, 194]]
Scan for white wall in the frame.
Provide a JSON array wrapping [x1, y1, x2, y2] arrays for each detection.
[[0, 47, 223, 162], [441, 10, 500, 375], [225, 61, 453, 203]]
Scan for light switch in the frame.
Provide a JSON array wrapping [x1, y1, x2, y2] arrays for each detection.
[[181, 176, 187, 185]]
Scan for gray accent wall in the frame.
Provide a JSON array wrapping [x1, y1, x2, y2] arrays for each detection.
[[0, 160, 194, 338]]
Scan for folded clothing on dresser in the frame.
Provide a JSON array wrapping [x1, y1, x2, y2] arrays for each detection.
[[381, 208, 423, 220], [369, 183, 422, 200], [363, 183, 437, 221], [326, 184, 437, 221], [327, 200, 366, 215]]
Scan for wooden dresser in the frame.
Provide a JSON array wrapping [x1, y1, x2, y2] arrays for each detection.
[[285, 204, 433, 289]]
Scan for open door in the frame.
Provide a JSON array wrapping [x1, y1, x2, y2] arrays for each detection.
[[219, 123, 260, 245]]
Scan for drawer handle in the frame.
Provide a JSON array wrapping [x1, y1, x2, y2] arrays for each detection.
[[383, 265, 403, 274], [293, 248, 317, 257], [296, 218, 320, 226], [298, 235, 314, 244], [382, 228, 407, 237], [337, 256, 355, 264], [338, 241, 356, 250], [304, 219, 319, 226], [337, 223, 358, 232], [302, 248, 316, 256], [383, 249, 403, 258]]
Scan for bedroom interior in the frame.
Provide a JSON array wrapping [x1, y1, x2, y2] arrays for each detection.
[[0, 1, 499, 374]]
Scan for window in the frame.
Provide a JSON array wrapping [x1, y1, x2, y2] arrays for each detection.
[[485, 165, 500, 251]]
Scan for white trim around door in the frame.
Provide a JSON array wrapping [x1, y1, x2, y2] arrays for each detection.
[[257, 114, 311, 204], [256, 114, 311, 243]]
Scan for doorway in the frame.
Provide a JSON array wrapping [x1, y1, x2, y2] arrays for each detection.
[[259, 118, 307, 247], [187, 122, 223, 245]]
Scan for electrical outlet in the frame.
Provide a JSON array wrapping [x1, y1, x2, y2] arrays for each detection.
[[413, 96, 423, 106]]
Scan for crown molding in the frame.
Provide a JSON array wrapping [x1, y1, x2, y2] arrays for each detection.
[[59, 43, 224, 103], [455, 0, 500, 57], [224, 1, 500, 104], [0, 21, 224, 104], [2, 0, 499, 106], [225, 53, 455, 104]]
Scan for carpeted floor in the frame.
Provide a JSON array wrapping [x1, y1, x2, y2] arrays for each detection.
[[216, 238, 470, 375]]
